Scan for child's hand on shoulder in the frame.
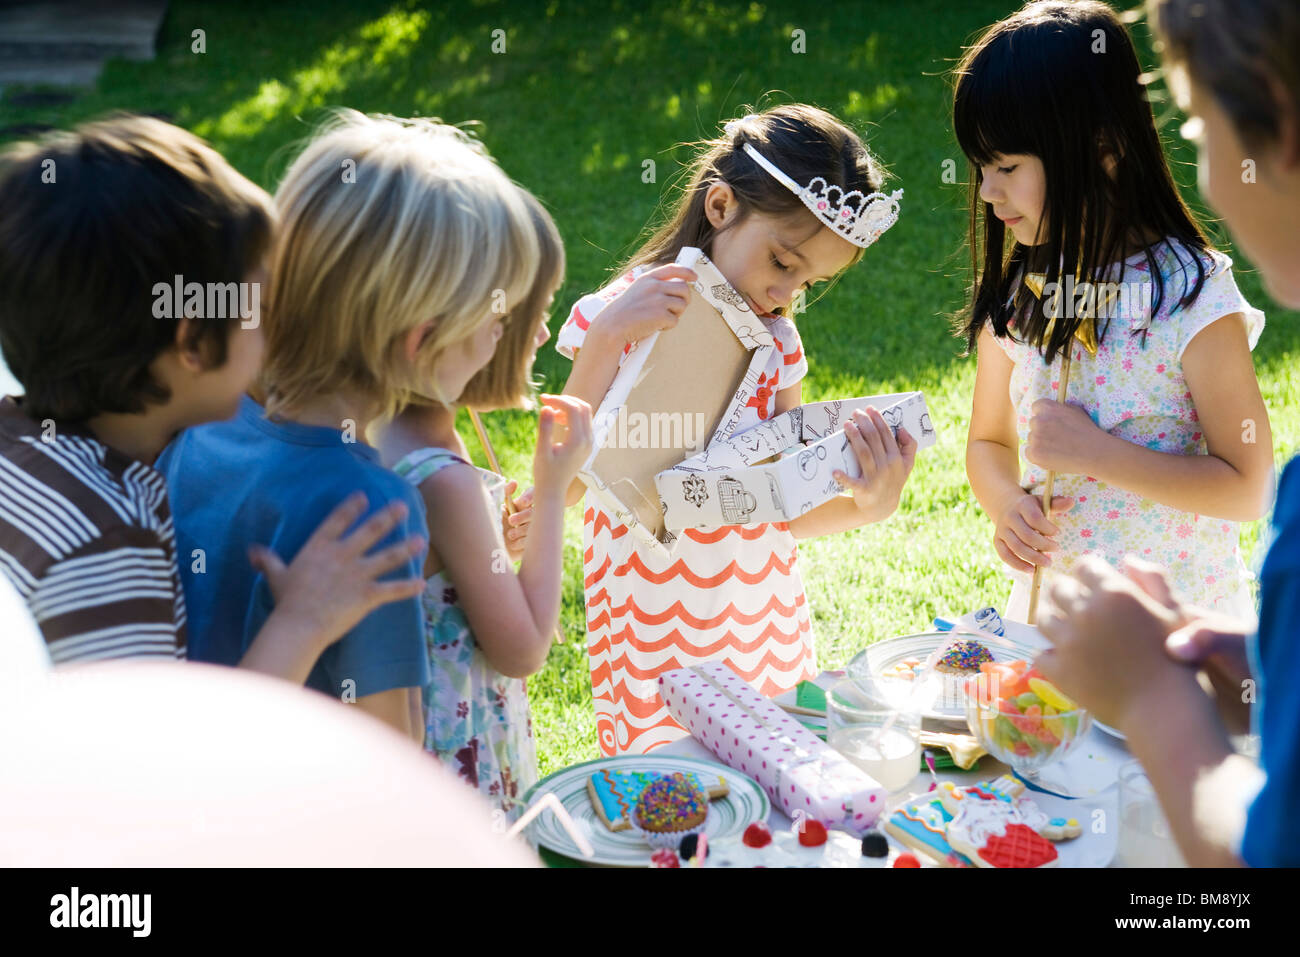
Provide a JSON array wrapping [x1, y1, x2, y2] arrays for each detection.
[[831, 407, 918, 523], [993, 492, 1075, 573], [533, 394, 593, 498], [249, 493, 426, 648], [590, 264, 697, 350], [1024, 399, 1109, 475]]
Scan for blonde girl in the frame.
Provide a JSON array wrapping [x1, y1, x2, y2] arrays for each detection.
[[162, 112, 555, 743], [380, 190, 592, 813]]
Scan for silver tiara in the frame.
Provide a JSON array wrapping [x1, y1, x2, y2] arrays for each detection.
[[725, 117, 902, 249]]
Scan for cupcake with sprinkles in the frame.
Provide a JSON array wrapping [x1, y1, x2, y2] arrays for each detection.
[[933, 639, 994, 675], [633, 772, 711, 849]]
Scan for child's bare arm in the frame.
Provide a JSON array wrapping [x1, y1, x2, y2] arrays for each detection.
[[1024, 314, 1273, 521], [1037, 558, 1255, 867], [421, 397, 592, 679], [966, 327, 1074, 572]]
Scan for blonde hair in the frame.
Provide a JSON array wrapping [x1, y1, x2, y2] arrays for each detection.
[[262, 110, 540, 418], [458, 190, 565, 411]]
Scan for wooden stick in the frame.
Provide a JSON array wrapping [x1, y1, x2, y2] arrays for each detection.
[[467, 408, 566, 645], [468, 409, 507, 502], [1026, 352, 1074, 625]]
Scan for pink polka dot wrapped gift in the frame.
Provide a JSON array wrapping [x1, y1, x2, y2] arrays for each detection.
[[659, 661, 885, 835]]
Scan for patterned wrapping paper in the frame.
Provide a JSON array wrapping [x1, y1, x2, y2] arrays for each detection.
[[657, 391, 938, 532], [577, 246, 776, 557], [659, 661, 886, 834]]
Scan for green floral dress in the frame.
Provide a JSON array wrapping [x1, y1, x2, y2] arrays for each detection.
[[393, 447, 538, 818]]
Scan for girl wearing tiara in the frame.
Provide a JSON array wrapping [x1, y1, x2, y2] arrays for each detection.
[[954, 1, 1274, 620], [557, 104, 915, 755]]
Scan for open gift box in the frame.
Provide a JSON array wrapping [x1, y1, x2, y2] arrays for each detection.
[[577, 246, 938, 554], [657, 392, 936, 532], [578, 246, 776, 554]]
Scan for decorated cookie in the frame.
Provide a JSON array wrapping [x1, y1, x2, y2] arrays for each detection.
[[633, 773, 711, 849], [883, 795, 974, 867], [1041, 816, 1083, 840], [586, 768, 728, 831], [936, 782, 1058, 868], [939, 778, 1080, 843]]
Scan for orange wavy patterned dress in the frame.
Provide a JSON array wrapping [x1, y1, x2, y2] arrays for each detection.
[[557, 269, 819, 755]]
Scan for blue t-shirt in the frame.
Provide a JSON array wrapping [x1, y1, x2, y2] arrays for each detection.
[[158, 395, 430, 698], [1242, 454, 1300, 866]]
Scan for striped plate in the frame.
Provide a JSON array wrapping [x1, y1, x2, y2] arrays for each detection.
[[521, 754, 769, 867]]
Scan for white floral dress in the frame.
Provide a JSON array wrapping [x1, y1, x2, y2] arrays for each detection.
[[992, 240, 1265, 619], [393, 446, 538, 817]]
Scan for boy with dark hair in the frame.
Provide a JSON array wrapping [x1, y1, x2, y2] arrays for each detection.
[[0, 115, 429, 696]]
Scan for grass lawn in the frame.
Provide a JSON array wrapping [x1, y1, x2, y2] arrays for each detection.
[[4, 0, 1296, 776]]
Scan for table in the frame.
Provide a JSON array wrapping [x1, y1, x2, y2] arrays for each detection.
[[655, 671, 1136, 867]]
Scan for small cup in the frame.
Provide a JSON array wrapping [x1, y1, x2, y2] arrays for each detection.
[[825, 679, 921, 793], [1115, 759, 1186, 868]]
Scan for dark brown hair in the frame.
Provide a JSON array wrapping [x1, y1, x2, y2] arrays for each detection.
[[953, 0, 1213, 362], [1149, 0, 1300, 151], [0, 114, 274, 422], [459, 190, 565, 410], [623, 103, 888, 295]]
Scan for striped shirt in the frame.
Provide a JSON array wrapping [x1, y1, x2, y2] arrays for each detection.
[[0, 398, 186, 663]]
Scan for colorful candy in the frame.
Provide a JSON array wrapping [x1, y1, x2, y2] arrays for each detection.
[[650, 848, 680, 868], [967, 661, 1081, 760], [934, 639, 995, 675], [1028, 677, 1078, 712], [796, 819, 828, 847], [743, 821, 773, 848]]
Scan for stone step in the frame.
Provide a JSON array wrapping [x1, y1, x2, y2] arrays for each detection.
[[0, 55, 106, 89], [0, 1, 169, 90]]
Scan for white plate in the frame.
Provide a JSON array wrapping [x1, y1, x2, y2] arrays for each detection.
[[847, 630, 1046, 722], [1030, 788, 1118, 867], [521, 754, 770, 867]]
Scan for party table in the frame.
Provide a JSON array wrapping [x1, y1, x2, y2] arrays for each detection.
[[659, 671, 1134, 867], [529, 668, 1150, 868]]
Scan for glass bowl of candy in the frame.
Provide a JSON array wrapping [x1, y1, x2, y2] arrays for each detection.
[[963, 660, 1092, 773]]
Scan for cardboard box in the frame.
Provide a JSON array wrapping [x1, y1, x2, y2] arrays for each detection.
[[579, 247, 776, 549], [656, 392, 937, 532]]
